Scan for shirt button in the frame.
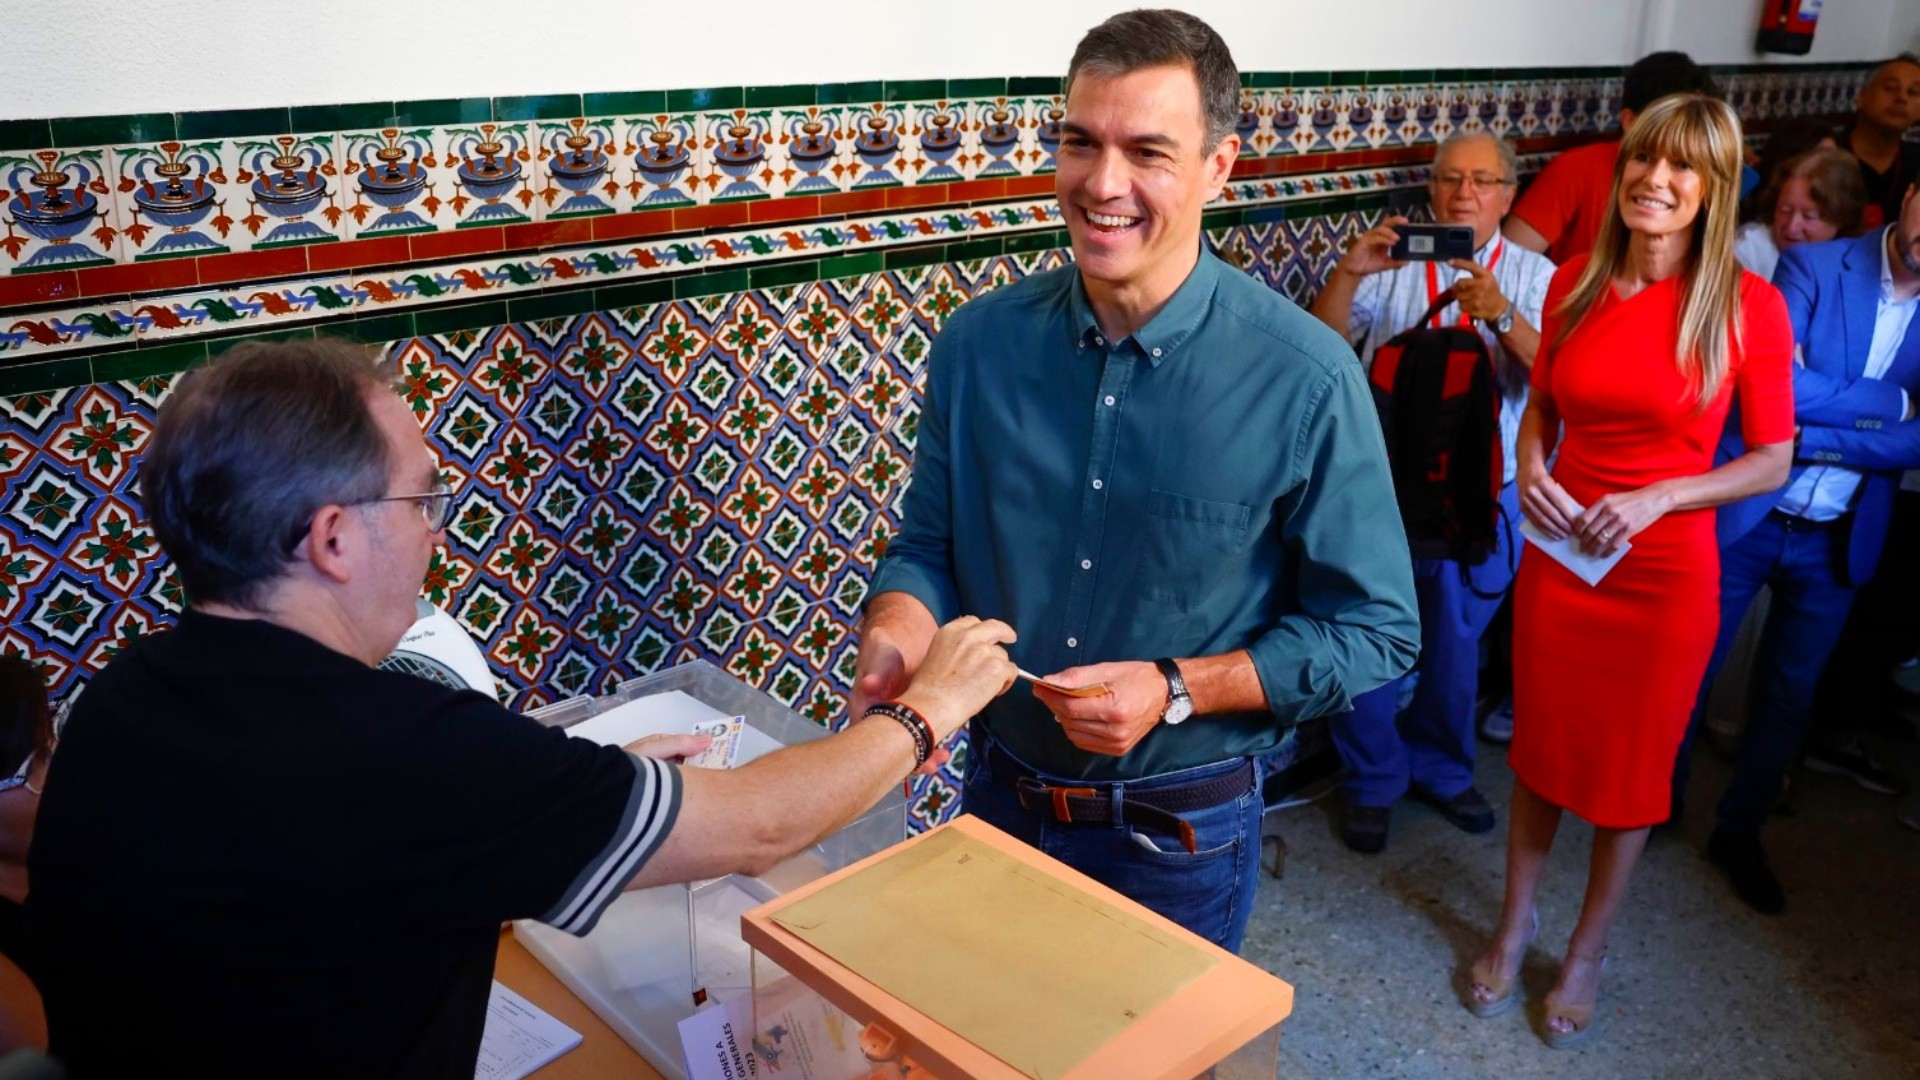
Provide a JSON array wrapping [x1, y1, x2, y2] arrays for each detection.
[[1080, 559, 1093, 570], [1094, 335, 1105, 347], [1104, 395, 1116, 406], [1091, 478, 1104, 490], [1151, 347, 1163, 358], [1066, 637, 1078, 648]]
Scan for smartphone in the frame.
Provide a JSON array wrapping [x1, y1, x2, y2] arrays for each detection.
[[1389, 223, 1475, 262]]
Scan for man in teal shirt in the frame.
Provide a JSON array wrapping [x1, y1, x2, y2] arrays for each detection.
[[856, 9, 1418, 949]]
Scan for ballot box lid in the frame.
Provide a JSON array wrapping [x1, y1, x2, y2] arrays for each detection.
[[740, 814, 1293, 1080]]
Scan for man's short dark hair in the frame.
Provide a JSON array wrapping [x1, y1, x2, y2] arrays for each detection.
[[1066, 9, 1240, 148], [1622, 51, 1720, 114], [141, 337, 397, 611]]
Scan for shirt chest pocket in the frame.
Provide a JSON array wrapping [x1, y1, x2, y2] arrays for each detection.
[[1138, 490, 1254, 612]]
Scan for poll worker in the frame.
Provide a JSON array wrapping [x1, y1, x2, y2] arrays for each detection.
[[1310, 130, 1556, 853], [855, 8, 1419, 951], [1677, 175, 1920, 915], [1505, 51, 1720, 264], [25, 338, 1020, 1079]]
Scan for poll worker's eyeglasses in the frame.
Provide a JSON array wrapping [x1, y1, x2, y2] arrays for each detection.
[[285, 481, 455, 554], [1432, 171, 1516, 193], [363, 481, 456, 533]]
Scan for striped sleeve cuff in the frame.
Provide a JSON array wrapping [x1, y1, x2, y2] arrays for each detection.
[[537, 754, 682, 936]]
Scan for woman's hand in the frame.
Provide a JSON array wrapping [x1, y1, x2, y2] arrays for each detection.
[[1573, 484, 1675, 557], [1518, 466, 1583, 540]]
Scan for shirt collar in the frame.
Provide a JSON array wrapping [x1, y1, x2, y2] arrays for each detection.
[[1882, 225, 1902, 304], [1069, 244, 1223, 366]]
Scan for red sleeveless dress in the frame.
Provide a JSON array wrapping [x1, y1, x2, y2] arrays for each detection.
[[1510, 257, 1794, 828]]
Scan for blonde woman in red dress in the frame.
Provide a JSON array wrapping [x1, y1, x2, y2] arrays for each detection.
[[1463, 94, 1795, 1046]]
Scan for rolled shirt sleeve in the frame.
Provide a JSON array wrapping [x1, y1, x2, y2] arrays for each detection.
[[1243, 360, 1421, 720]]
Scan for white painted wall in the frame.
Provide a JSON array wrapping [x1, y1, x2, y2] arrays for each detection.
[[4, 0, 1909, 120]]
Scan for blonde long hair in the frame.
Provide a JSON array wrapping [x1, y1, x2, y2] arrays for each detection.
[[1552, 93, 1747, 410]]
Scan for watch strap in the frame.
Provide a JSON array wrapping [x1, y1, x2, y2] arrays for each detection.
[[1154, 657, 1189, 705]]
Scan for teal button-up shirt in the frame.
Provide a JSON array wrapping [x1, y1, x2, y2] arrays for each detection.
[[870, 247, 1418, 781]]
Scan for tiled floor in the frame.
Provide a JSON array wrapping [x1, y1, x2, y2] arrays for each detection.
[[1243, 717, 1920, 1079]]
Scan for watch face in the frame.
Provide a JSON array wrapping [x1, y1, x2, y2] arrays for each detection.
[[1163, 697, 1194, 725]]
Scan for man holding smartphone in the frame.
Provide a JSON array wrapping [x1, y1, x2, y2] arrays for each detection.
[[1310, 130, 1556, 854]]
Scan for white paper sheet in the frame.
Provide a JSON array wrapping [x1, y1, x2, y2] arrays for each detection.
[[1519, 516, 1631, 586], [476, 981, 583, 1080]]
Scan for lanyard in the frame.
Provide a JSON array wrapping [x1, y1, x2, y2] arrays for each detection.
[[1426, 239, 1503, 329]]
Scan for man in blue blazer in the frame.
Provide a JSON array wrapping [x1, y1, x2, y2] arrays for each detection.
[[1678, 178, 1920, 914]]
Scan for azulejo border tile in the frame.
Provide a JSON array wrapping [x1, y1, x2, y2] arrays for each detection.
[[0, 192, 1069, 359]]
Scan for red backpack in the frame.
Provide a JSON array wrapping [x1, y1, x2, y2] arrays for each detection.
[[1367, 287, 1504, 568]]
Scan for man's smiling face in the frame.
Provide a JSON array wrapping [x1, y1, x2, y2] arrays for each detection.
[[1055, 63, 1237, 301]]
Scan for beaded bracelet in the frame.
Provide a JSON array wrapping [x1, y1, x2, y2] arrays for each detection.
[[865, 701, 935, 770]]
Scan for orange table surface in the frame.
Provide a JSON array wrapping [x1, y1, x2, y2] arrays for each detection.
[[494, 930, 668, 1080]]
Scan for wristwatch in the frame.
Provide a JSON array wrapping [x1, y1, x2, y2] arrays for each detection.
[[1487, 304, 1515, 335], [1154, 658, 1193, 726]]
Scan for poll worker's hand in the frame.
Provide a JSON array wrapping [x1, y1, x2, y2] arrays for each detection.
[[895, 617, 1018, 763], [1335, 215, 1410, 278], [1446, 259, 1510, 323], [625, 732, 712, 763], [1033, 661, 1169, 758], [1518, 466, 1583, 540], [1573, 484, 1674, 557]]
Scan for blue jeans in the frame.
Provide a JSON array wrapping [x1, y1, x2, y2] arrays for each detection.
[[961, 729, 1264, 952], [1674, 513, 1859, 836], [1329, 484, 1520, 807]]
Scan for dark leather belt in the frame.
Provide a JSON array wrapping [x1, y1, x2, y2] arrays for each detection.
[[1768, 508, 1849, 533], [988, 741, 1254, 855]]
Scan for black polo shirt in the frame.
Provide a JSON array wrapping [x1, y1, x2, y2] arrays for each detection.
[[25, 611, 679, 1078], [1843, 120, 1920, 230]]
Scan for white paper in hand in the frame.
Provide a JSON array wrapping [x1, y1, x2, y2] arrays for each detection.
[[1519, 516, 1630, 586]]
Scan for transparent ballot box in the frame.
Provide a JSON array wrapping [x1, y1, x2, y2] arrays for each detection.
[[515, 660, 906, 1080], [739, 815, 1291, 1080]]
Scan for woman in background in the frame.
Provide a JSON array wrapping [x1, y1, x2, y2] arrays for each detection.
[[1464, 94, 1794, 1047], [0, 657, 54, 1051], [1734, 147, 1869, 279]]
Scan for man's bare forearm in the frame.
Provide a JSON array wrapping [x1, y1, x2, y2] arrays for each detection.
[[1179, 649, 1267, 715], [860, 591, 938, 666]]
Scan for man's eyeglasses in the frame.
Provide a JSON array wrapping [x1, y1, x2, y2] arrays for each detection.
[[1433, 172, 1516, 192], [365, 481, 456, 533]]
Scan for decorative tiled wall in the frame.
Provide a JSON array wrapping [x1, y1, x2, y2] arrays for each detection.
[[0, 62, 1876, 826]]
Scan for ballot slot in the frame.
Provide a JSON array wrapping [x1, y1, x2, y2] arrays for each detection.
[[516, 660, 908, 1080]]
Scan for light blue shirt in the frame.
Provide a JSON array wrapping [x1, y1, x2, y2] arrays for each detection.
[[1779, 229, 1920, 520]]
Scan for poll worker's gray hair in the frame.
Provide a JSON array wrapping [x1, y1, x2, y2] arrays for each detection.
[[1066, 9, 1241, 149], [141, 337, 399, 610]]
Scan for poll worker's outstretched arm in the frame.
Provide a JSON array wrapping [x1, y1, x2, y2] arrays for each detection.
[[1036, 360, 1421, 756], [622, 616, 1017, 889]]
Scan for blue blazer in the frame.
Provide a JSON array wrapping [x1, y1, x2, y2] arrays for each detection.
[[1717, 229, 1920, 586]]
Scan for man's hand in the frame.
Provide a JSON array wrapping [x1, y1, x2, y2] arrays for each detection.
[[1335, 215, 1410, 279], [894, 617, 1018, 770], [625, 732, 712, 762], [1032, 661, 1170, 757], [850, 641, 909, 722], [1446, 258, 1510, 323]]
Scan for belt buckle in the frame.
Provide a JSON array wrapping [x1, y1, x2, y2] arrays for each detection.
[[1014, 776, 1098, 823]]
